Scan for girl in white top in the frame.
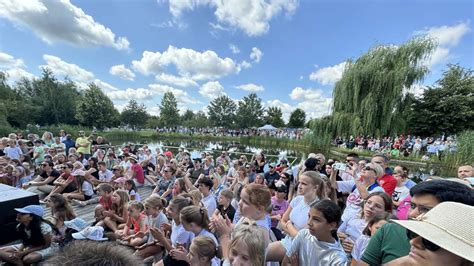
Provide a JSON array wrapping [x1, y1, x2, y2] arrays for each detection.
[[337, 192, 393, 254], [187, 236, 219, 266], [176, 206, 221, 265], [134, 195, 169, 259], [267, 170, 327, 262], [351, 212, 392, 264], [284, 199, 347, 266], [151, 196, 194, 266]]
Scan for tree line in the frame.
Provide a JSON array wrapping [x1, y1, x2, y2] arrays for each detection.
[[0, 69, 306, 131]]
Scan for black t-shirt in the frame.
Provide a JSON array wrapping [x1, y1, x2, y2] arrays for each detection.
[[40, 169, 61, 186], [264, 171, 280, 184], [217, 204, 236, 222]]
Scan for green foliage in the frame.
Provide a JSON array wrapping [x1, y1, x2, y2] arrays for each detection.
[[264, 106, 285, 128], [121, 99, 149, 129], [145, 116, 161, 129], [236, 93, 264, 128], [327, 37, 435, 137], [409, 64, 474, 136], [159, 92, 180, 127], [207, 95, 237, 128], [183, 111, 210, 128], [75, 83, 120, 129], [288, 108, 306, 128]]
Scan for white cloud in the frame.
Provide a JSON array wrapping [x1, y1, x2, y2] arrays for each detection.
[[229, 44, 240, 54], [236, 83, 264, 92], [5, 68, 35, 82], [109, 64, 135, 81], [0, 0, 130, 50], [0, 52, 26, 69], [265, 99, 293, 122], [149, 83, 200, 104], [403, 84, 427, 98], [417, 22, 470, 68], [107, 88, 155, 100], [150, 20, 187, 30], [289, 87, 324, 101], [250, 47, 263, 63], [148, 106, 161, 116], [132, 45, 239, 80], [423, 22, 470, 47], [288, 87, 333, 119], [155, 73, 198, 87], [166, 0, 298, 36], [199, 81, 225, 98], [309, 62, 347, 85], [93, 79, 119, 93], [239, 60, 252, 69], [40, 54, 94, 83]]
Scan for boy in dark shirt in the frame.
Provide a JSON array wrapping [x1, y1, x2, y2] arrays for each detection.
[[216, 189, 236, 222]]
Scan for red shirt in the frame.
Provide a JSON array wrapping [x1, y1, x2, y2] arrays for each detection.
[[99, 196, 113, 210], [131, 163, 145, 184], [378, 174, 397, 196]]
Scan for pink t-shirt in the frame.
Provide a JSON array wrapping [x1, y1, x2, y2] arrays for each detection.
[[131, 163, 145, 184], [271, 196, 289, 228], [396, 196, 411, 220]]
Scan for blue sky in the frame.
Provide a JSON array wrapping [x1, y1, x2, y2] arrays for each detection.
[[0, 0, 472, 121]]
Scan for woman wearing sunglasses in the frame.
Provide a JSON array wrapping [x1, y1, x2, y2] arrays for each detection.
[[386, 202, 473, 266]]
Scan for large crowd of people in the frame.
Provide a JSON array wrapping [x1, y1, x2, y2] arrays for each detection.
[[154, 127, 308, 140], [334, 135, 458, 160], [0, 130, 472, 266]]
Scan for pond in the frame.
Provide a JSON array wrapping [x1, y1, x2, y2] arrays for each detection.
[[109, 138, 454, 179]]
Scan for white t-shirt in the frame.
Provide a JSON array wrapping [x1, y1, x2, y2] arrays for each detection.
[[82, 181, 94, 196], [351, 234, 371, 261], [289, 196, 314, 230], [337, 180, 384, 222], [287, 229, 347, 266], [337, 217, 367, 243], [146, 212, 169, 242], [5, 146, 22, 160], [392, 185, 410, 203], [129, 189, 141, 201], [201, 194, 217, 218], [171, 221, 193, 249], [98, 169, 113, 182]]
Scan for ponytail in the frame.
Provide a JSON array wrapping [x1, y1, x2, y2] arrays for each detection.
[[180, 205, 210, 230]]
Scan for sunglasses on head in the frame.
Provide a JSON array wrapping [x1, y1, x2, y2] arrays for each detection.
[[406, 230, 440, 251], [364, 166, 376, 172]]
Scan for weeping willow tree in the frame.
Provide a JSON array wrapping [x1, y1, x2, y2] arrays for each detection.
[[314, 37, 436, 138]]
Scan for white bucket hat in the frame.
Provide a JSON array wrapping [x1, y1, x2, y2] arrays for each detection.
[[72, 226, 107, 241], [393, 202, 474, 262]]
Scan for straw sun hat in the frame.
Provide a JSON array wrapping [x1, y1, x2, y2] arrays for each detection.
[[393, 202, 474, 262]]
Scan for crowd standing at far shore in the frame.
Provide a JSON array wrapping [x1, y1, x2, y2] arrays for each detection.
[[0, 129, 473, 266]]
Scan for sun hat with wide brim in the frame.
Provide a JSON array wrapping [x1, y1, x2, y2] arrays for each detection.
[[127, 154, 138, 162], [393, 201, 474, 262]]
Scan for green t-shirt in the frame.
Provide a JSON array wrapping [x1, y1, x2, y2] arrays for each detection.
[[34, 146, 45, 163], [361, 223, 410, 265]]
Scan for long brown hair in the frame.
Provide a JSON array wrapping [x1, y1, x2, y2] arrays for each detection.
[[49, 194, 76, 222]]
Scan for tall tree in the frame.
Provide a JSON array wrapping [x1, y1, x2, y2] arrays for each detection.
[[235, 93, 265, 128], [264, 106, 285, 128], [408, 64, 474, 136], [207, 95, 237, 128], [76, 83, 120, 129], [159, 91, 180, 127], [121, 99, 149, 129], [316, 37, 436, 137], [181, 109, 195, 123], [288, 108, 306, 128], [183, 111, 210, 128]]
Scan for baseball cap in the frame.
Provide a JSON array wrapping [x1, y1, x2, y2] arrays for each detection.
[[113, 177, 128, 184], [64, 218, 89, 232], [72, 226, 107, 241], [15, 205, 44, 217]]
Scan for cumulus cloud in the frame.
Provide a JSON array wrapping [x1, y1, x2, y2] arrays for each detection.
[[418, 22, 470, 68], [149, 83, 200, 104], [199, 81, 225, 98], [289, 87, 324, 101], [107, 88, 155, 100], [265, 99, 294, 122], [288, 87, 333, 119], [40, 54, 94, 83], [239, 60, 252, 69], [229, 44, 240, 54], [236, 83, 264, 92], [250, 47, 263, 63], [109, 64, 135, 81], [0, 52, 26, 69], [155, 73, 198, 87], [309, 62, 347, 85], [132, 45, 239, 80], [166, 0, 298, 36], [0, 51, 35, 83], [0, 0, 130, 50]]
